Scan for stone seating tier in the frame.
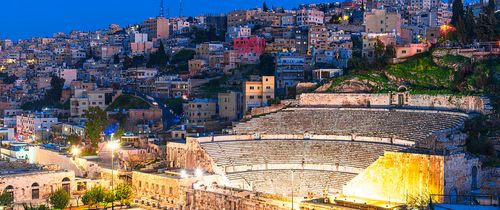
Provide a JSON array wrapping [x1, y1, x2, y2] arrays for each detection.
[[232, 108, 468, 144]]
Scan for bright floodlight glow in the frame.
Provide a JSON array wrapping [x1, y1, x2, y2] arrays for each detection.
[[71, 146, 81, 156], [107, 141, 120, 150], [195, 168, 203, 177], [180, 170, 187, 178]]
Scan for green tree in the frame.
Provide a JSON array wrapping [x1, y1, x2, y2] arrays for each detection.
[[45, 76, 65, 106], [263, 2, 269, 12], [0, 191, 13, 207], [104, 190, 115, 208], [49, 188, 70, 210], [123, 56, 133, 69], [114, 126, 125, 140], [113, 54, 120, 64], [81, 186, 107, 208], [156, 40, 168, 67], [451, 0, 464, 27], [23, 203, 50, 210], [67, 134, 82, 146], [171, 49, 195, 64], [114, 183, 132, 206], [84, 107, 108, 147], [373, 38, 385, 58], [257, 53, 275, 76], [463, 7, 476, 43]]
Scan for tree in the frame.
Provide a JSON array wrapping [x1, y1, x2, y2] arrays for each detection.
[[171, 49, 195, 64], [45, 76, 65, 106], [463, 7, 476, 43], [451, 0, 464, 27], [113, 54, 120, 64], [23, 203, 50, 210], [0, 191, 13, 207], [114, 183, 132, 206], [257, 53, 275, 76], [373, 38, 385, 58], [67, 134, 82, 146], [82, 186, 107, 208], [49, 188, 70, 210], [123, 56, 133, 69], [84, 107, 108, 147], [114, 126, 125, 140], [263, 2, 269, 12]]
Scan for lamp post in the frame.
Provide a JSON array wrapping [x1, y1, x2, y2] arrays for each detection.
[[71, 146, 81, 160], [107, 140, 120, 210]]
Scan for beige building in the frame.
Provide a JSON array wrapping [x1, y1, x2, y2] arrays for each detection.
[[141, 17, 170, 40], [70, 88, 121, 117], [218, 91, 243, 121], [364, 9, 401, 34], [0, 170, 77, 207], [16, 112, 58, 141], [188, 59, 208, 76], [243, 76, 275, 112], [183, 98, 217, 125]]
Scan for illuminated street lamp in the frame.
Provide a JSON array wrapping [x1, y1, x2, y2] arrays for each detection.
[[180, 169, 187, 178], [71, 146, 81, 160], [195, 168, 203, 177], [107, 140, 120, 210]]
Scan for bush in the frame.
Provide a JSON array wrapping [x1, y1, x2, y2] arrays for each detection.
[[49, 188, 70, 210]]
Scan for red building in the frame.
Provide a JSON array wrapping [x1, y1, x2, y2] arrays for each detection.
[[233, 37, 266, 64]]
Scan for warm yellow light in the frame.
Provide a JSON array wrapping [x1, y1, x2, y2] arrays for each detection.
[[195, 168, 203, 177], [180, 169, 187, 178], [107, 141, 120, 150], [71, 146, 81, 156]]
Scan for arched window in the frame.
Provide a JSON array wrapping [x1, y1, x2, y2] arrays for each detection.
[[62, 177, 71, 193], [471, 166, 478, 190], [31, 183, 40, 199], [5, 185, 14, 197], [450, 188, 458, 203]]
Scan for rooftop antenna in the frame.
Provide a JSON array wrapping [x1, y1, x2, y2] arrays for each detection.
[[179, 0, 183, 17], [159, 0, 165, 17]]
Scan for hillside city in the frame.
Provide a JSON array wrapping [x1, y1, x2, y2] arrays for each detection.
[[0, 0, 499, 209]]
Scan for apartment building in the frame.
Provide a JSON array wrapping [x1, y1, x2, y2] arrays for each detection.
[[16, 112, 58, 141], [70, 89, 121, 116], [296, 8, 325, 26], [141, 17, 170, 41], [218, 91, 243, 121], [364, 9, 401, 34], [243, 76, 275, 111], [183, 99, 218, 125]]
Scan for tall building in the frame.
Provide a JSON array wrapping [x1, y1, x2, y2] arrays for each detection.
[[141, 17, 170, 41], [16, 112, 58, 141], [364, 9, 401, 34], [243, 76, 275, 111], [275, 54, 306, 95], [218, 91, 243, 121]]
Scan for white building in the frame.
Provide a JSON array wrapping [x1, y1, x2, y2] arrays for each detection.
[[16, 112, 58, 142]]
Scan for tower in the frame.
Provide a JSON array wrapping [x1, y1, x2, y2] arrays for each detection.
[[159, 0, 165, 17]]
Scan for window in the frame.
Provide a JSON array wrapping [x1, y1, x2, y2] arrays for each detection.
[[32, 183, 40, 199], [266, 86, 271, 89], [62, 177, 71, 192], [249, 86, 254, 90], [402, 50, 407, 54], [249, 96, 255, 99], [5, 185, 14, 197]]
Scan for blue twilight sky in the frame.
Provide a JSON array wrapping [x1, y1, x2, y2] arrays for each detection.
[[0, 0, 336, 40]]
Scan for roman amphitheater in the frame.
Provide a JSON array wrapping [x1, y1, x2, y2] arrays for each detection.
[[177, 93, 493, 208]]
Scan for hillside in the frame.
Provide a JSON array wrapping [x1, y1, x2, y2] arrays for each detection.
[[106, 94, 151, 111], [325, 52, 499, 95]]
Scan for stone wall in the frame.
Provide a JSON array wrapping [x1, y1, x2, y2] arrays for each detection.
[[343, 151, 446, 203], [299, 93, 490, 114], [0, 170, 75, 206], [444, 153, 481, 197], [31, 147, 85, 177]]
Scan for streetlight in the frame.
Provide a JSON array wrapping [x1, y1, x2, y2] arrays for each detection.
[[71, 146, 81, 160], [195, 168, 203, 177], [107, 140, 120, 210]]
